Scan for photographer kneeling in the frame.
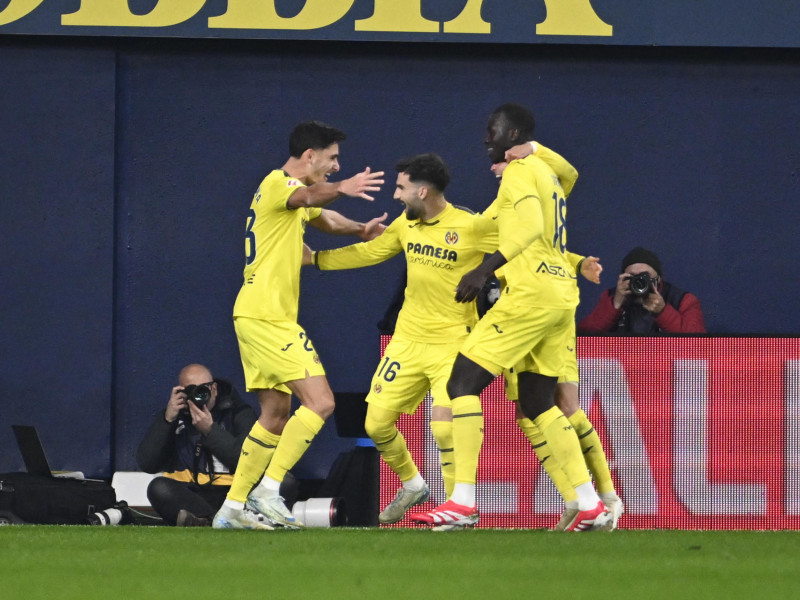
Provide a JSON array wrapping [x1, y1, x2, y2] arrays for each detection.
[[578, 246, 706, 334], [136, 364, 258, 526]]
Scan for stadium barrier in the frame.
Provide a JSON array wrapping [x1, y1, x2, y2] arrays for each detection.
[[378, 335, 800, 530]]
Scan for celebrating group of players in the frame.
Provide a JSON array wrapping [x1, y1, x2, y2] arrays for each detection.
[[211, 104, 623, 532]]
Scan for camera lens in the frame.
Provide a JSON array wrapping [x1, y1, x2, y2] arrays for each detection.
[[184, 384, 211, 408], [628, 272, 652, 297]]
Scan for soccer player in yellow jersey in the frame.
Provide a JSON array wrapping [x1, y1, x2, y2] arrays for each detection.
[[212, 120, 386, 530], [308, 153, 497, 524], [411, 103, 612, 531], [500, 146, 625, 531]]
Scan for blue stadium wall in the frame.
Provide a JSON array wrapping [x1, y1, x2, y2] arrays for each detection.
[[1, 35, 799, 478]]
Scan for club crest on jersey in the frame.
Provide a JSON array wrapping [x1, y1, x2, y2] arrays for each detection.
[[444, 231, 459, 245], [373, 383, 383, 394]]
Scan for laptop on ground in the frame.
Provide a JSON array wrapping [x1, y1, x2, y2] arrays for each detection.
[[12, 425, 83, 479]]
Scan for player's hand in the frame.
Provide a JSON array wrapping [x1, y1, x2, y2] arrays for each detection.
[[302, 243, 314, 266], [490, 162, 507, 179], [581, 256, 603, 284], [188, 401, 213, 435], [338, 167, 385, 201], [455, 266, 491, 303], [613, 272, 632, 309], [361, 212, 388, 241], [165, 386, 188, 422], [504, 141, 536, 162]]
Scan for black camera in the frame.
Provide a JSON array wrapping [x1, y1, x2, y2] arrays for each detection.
[[627, 272, 656, 297], [183, 383, 212, 409]]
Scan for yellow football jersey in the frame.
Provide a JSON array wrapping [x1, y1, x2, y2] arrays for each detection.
[[233, 170, 322, 321], [316, 203, 497, 343], [493, 155, 578, 309]]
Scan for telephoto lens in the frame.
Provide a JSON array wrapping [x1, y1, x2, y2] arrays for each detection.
[[85, 501, 131, 526]]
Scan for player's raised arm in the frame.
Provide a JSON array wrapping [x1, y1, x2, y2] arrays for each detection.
[[288, 167, 384, 208], [308, 209, 388, 240]]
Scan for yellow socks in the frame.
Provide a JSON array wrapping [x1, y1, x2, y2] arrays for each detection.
[[533, 406, 590, 488], [264, 405, 325, 484], [568, 409, 615, 494], [365, 405, 418, 483], [516, 416, 577, 504], [430, 419, 455, 497], [451, 395, 483, 487], [227, 421, 280, 503]]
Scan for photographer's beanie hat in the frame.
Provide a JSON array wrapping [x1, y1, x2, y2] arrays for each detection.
[[621, 247, 662, 276]]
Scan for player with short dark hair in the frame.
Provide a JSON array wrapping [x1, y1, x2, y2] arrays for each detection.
[[411, 103, 612, 531], [212, 120, 386, 530], [307, 152, 496, 523]]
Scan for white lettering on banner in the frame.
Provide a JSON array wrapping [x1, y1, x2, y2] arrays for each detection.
[[673, 360, 767, 515], [534, 359, 658, 515], [786, 360, 800, 515]]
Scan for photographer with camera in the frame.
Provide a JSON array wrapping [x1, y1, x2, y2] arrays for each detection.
[[578, 246, 705, 333], [136, 364, 258, 526]]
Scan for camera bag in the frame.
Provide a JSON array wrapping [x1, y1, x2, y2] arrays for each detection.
[[0, 472, 116, 524]]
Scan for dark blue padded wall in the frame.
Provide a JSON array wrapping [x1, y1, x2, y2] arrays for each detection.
[[0, 42, 116, 475], [2, 38, 799, 477]]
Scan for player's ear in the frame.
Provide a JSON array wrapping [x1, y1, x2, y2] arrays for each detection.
[[302, 147, 315, 163]]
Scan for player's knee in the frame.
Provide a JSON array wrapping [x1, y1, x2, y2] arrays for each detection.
[[308, 393, 335, 420], [517, 372, 558, 419], [364, 413, 395, 445], [555, 382, 579, 417], [447, 358, 494, 399]]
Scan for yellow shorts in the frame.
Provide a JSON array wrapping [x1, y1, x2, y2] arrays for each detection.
[[366, 336, 463, 415], [234, 317, 326, 393], [460, 293, 575, 379], [502, 323, 578, 402]]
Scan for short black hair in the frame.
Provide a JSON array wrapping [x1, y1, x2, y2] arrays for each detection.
[[491, 103, 535, 141], [395, 153, 451, 192], [289, 120, 347, 157]]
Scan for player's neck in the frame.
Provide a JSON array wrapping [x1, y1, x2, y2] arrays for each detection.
[[421, 197, 447, 222], [280, 157, 310, 183]]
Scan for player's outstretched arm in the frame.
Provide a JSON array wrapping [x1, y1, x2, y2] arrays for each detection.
[[580, 256, 602, 284], [288, 167, 385, 208], [336, 166, 385, 201], [301, 244, 314, 266], [309, 209, 388, 240]]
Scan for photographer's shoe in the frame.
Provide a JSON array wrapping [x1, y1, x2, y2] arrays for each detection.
[[176, 509, 210, 527], [212, 505, 274, 530], [247, 489, 303, 529], [379, 484, 430, 524]]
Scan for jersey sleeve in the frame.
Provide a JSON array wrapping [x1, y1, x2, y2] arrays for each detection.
[[496, 163, 543, 261], [471, 211, 499, 253], [534, 143, 578, 198], [316, 218, 403, 270], [565, 250, 585, 271]]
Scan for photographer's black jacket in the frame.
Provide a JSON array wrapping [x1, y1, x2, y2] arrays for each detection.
[[136, 379, 257, 486]]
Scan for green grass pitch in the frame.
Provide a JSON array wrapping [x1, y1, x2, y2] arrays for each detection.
[[2, 526, 798, 599]]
